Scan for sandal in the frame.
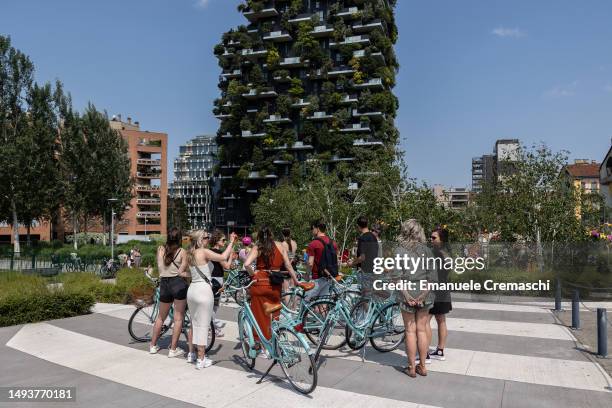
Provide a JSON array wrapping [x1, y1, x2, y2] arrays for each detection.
[[416, 364, 428, 377], [404, 366, 416, 378]]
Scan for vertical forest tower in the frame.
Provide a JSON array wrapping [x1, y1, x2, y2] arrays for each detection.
[[213, 0, 400, 229]]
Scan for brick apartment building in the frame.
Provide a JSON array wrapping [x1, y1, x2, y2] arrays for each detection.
[[0, 116, 168, 244]]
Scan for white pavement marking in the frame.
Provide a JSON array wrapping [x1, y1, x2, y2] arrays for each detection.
[[6, 323, 433, 408], [451, 302, 552, 314], [91, 303, 134, 314], [96, 304, 572, 340], [97, 307, 612, 392]]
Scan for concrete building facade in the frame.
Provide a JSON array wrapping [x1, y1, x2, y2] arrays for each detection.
[[170, 135, 218, 230]]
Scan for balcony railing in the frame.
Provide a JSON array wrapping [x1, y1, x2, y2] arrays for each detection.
[[263, 114, 291, 123], [263, 30, 292, 42], [337, 7, 360, 19], [330, 35, 370, 48], [136, 185, 161, 192], [137, 159, 161, 166], [137, 198, 162, 205], [353, 78, 383, 89], [307, 111, 333, 120], [242, 88, 278, 99], [310, 25, 334, 37], [137, 211, 161, 219], [136, 171, 162, 179], [291, 98, 310, 107], [279, 57, 309, 67], [339, 123, 371, 133], [241, 130, 266, 138], [353, 138, 383, 147], [243, 7, 279, 22]]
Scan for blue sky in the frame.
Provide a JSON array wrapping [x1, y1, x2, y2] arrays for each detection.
[[2, 0, 611, 188]]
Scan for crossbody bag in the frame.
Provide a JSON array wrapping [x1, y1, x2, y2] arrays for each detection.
[[192, 264, 222, 295]]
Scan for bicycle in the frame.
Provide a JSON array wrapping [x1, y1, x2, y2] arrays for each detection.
[[222, 267, 251, 305], [99, 258, 120, 278], [297, 274, 362, 350], [313, 276, 404, 364], [232, 280, 318, 395], [128, 271, 215, 352]]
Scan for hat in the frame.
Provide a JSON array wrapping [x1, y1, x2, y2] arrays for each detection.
[[241, 236, 252, 246]]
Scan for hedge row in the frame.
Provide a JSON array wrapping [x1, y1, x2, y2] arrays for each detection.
[[0, 268, 155, 327], [0, 272, 95, 327]]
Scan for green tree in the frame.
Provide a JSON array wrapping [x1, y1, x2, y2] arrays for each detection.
[[167, 196, 191, 232]]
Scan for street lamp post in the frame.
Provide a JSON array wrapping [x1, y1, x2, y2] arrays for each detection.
[[108, 198, 118, 259]]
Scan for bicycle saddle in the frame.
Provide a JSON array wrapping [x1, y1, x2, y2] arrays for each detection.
[[263, 302, 283, 315], [334, 275, 344, 282], [298, 282, 315, 292]]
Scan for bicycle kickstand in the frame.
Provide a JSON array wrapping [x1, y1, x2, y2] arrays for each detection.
[[256, 360, 277, 384]]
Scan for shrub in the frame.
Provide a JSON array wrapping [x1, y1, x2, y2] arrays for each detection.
[[0, 272, 95, 327]]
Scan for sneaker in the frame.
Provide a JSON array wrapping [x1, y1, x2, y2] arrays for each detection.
[[430, 348, 446, 361], [149, 345, 160, 354], [196, 358, 213, 369], [167, 347, 185, 358], [213, 319, 225, 329], [415, 353, 432, 364], [215, 329, 225, 338], [186, 352, 196, 363]]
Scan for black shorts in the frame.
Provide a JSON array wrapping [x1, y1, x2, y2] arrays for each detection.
[[159, 276, 188, 303]]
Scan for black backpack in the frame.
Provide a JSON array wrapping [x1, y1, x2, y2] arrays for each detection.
[[315, 237, 339, 277]]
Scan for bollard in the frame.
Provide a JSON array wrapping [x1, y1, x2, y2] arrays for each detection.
[[571, 290, 580, 329], [597, 308, 608, 357], [555, 278, 562, 311]]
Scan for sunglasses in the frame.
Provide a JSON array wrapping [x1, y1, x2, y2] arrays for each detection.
[[430, 236, 438, 240], [202, 236, 210, 240]]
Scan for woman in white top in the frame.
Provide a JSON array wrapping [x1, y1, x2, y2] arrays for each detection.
[[186, 229, 237, 369]]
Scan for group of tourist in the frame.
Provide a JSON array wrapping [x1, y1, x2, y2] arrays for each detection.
[[146, 216, 453, 378]]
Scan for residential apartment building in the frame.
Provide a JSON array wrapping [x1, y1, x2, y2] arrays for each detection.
[[109, 116, 168, 237], [213, 0, 400, 229], [599, 144, 612, 211], [433, 185, 472, 210], [170, 135, 218, 229], [472, 138, 520, 191], [564, 159, 600, 194]]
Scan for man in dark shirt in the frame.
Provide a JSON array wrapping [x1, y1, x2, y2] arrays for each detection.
[[305, 220, 337, 301], [350, 216, 380, 296]]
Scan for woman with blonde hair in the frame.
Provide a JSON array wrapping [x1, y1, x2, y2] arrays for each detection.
[[395, 219, 437, 378], [185, 229, 237, 369]]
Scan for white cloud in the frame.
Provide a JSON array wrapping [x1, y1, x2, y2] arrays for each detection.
[[544, 81, 578, 98], [195, 0, 211, 8], [492, 27, 527, 38]]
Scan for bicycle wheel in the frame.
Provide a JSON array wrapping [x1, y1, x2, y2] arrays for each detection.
[[238, 311, 256, 369], [206, 318, 216, 353], [275, 327, 317, 395], [302, 299, 345, 349], [345, 298, 370, 350], [233, 288, 246, 306], [128, 305, 157, 342], [369, 302, 405, 352]]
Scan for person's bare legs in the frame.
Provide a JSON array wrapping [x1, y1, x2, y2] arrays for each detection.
[[435, 314, 448, 349], [170, 299, 186, 351], [416, 309, 430, 374], [401, 310, 417, 375], [197, 344, 206, 361], [187, 327, 194, 355], [426, 315, 433, 349], [150, 301, 172, 348]]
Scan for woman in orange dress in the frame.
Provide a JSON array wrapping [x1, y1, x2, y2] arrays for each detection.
[[243, 226, 300, 350]]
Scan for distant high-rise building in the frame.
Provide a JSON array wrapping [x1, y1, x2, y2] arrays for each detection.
[[213, 0, 400, 228], [170, 136, 218, 230], [433, 185, 472, 210], [472, 139, 520, 192], [471, 154, 496, 192]]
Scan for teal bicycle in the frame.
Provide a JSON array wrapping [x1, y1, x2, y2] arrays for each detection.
[[128, 271, 215, 352], [313, 276, 404, 364], [231, 280, 318, 395]]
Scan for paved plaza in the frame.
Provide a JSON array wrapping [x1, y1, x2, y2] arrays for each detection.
[[1, 301, 611, 408]]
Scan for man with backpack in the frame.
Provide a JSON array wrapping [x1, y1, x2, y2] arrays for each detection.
[[305, 220, 339, 301]]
